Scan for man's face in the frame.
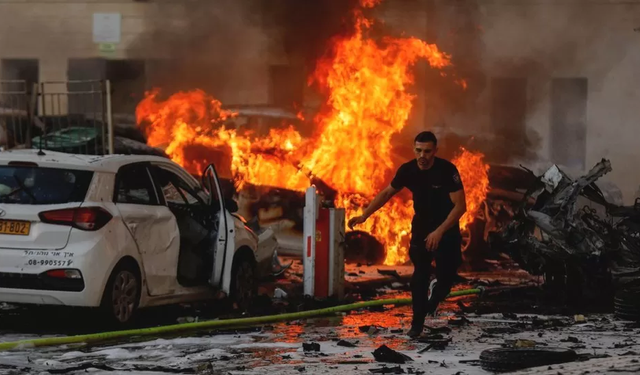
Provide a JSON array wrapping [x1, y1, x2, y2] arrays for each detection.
[[414, 141, 437, 169]]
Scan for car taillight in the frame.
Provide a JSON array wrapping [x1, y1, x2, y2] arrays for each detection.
[[39, 207, 112, 231]]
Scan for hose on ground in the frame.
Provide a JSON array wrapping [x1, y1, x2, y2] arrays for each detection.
[[0, 288, 482, 351]]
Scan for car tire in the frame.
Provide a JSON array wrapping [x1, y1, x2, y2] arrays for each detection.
[[230, 255, 256, 312], [100, 261, 141, 326], [480, 347, 578, 372], [344, 230, 386, 265], [615, 288, 640, 321]]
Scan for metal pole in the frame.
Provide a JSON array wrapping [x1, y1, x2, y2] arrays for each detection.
[[303, 186, 318, 297], [26, 82, 38, 149], [105, 79, 114, 154], [40, 82, 47, 150]]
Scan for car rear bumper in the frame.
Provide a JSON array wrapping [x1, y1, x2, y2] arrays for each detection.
[[0, 234, 119, 307]]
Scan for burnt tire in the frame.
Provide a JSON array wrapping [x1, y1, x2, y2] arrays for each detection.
[[344, 230, 386, 264], [479, 347, 578, 372], [615, 288, 640, 321], [230, 256, 257, 312], [100, 262, 141, 327]]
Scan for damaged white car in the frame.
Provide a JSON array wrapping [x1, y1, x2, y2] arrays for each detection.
[[0, 150, 279, 325]]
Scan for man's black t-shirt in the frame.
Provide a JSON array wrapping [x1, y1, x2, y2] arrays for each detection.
[[390, 157, 464, 238]]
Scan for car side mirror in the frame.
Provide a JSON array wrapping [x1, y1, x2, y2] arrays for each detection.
[[225, 198, 239, 213]]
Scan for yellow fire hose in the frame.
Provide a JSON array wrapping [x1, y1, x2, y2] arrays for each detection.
[[0, 288, 482, 351]]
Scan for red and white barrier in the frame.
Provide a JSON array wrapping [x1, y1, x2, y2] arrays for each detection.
[[303, 186, 345, 299]]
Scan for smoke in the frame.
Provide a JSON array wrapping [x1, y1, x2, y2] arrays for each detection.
[[382, 1, 630, 167], [261, 0, 362, 69], [126, 0, 367, 106], [127, 0, 269, 104]]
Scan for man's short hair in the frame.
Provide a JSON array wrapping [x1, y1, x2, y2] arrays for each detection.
[[414, 131, 437, 146]]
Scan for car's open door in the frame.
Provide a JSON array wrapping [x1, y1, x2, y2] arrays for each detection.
[[202, 164, 235, 293]]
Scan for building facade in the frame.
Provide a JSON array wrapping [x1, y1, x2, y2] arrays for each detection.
[[0, 0, 638, 203]]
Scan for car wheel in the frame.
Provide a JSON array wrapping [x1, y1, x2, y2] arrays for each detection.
[[230, 256, 256, 311], [480, 347, 578, 372], [100, 262, 141, 326]]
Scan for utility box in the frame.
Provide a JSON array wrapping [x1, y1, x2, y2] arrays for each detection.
[[303, 186, 345, 299]]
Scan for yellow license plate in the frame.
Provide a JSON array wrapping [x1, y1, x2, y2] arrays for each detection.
[[0, 220, 30, 236]]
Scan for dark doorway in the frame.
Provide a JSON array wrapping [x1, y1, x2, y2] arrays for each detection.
[[67, 58, 146, 115], [491, 78, 527, 157]]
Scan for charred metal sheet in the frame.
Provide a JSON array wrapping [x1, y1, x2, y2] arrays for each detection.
[[492, 159, 640, 300]]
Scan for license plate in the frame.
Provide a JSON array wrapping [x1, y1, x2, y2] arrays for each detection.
[[0, 220, 30, 236]]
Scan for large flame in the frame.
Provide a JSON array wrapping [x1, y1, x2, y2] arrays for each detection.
[[136, 1, 489, 265], [452, 148, 490, 231]]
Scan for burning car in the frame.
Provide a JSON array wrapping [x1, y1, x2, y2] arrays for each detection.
[[491, 159, 640, 308]]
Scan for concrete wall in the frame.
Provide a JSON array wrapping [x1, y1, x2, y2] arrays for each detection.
[[1, 0, 637, 202], [0, 0, 271, 105]]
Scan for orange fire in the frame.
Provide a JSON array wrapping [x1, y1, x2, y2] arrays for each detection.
[[452, 148, 490, 231], [136, 0, 488, 265]]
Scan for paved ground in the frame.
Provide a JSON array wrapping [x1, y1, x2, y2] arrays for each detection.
[[0, 267, 636, 374]]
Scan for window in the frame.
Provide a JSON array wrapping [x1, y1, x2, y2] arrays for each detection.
[[160, 180, 184, 205], [551, 78, 587, 170], [0, 166, 93, 205], [114, 165, 158, 205], [149, 166, 203, 207], [491, 77, 527, 150], [1, 59, 39, 93]]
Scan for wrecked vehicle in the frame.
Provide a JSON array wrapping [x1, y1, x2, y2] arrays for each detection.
[[491, 159, 640, 307], [0, 149, 278, 325]]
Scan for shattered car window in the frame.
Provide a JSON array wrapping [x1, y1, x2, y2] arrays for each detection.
[[114, 165, 158, 205], [0, 166, 93, 205], [161, 182, 185, 205]]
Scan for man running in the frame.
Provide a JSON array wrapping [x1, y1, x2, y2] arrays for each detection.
[[348, 131, 466, 338]]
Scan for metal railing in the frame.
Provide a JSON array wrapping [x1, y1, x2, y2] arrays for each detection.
[[0, 80, 35, 151], [0, 80, 114, 155]]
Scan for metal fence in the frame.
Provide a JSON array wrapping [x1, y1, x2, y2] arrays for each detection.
[[0, 80, 114, 155], [0, 80, 35, 151]]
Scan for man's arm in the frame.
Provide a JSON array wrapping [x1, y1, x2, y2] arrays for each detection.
[[362, 185, 400, 218], [436, 189, 467, 234], [348, 185, 400, 229], [425, 189, 467, 250]]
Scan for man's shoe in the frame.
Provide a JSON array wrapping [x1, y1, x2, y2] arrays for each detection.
[[407, 327, 422, 338], [428, 278, 437, 300]]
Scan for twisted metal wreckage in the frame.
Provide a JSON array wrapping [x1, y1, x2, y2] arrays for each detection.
[[492, 159, 640, 311]]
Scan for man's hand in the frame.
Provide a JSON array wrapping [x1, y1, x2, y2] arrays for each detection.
[[348, 215, 368, 230], [424, 229, 444, 251]]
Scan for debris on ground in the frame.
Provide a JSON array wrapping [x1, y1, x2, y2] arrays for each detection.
[[448, 316, 470, 326], [302, 342, 320, 352], [369, 365, 405, 374], [336, 339, 358, 347], [359, 325, 384, 335], [483, 327, 522, 334], [378, 269, 402, 280], [492, 159, 640, 309], [426, 325, 452, 334], [480, 347, 578, 372], [372, 345, 413, 364]]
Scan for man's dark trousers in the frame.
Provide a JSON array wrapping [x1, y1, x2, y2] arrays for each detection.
[[408, 229, 462, 330]]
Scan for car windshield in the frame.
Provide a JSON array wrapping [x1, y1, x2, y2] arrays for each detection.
[[0, 166, 93, 205]]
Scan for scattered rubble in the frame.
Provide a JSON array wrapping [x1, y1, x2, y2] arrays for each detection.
[[372, 345, 413, 364], [492, 159, 640, 309], [302, 342, 320, 352], [481, 346, 578, 372]]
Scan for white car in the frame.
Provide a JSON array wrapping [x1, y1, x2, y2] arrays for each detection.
[[0, 149, 278, 325]]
